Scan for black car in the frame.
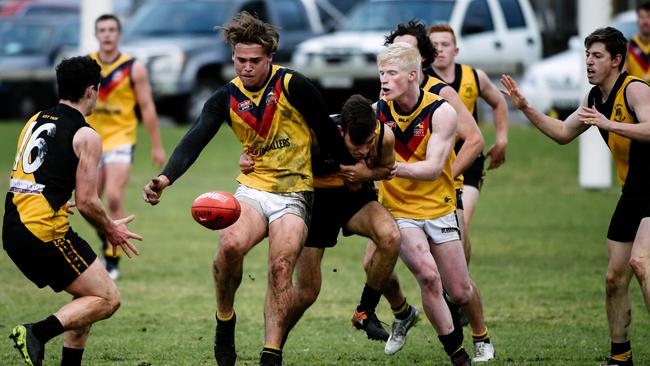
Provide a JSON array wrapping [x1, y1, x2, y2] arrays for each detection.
[[0, 15, 79, 119]]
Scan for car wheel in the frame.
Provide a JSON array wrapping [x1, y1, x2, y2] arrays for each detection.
[[187, 81, 219, 123]]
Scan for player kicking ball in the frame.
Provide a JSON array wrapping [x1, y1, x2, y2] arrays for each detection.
[[240, 94, 402, 345]]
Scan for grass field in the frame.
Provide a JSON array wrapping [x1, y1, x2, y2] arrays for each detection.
[[0, 120, 649, 366]]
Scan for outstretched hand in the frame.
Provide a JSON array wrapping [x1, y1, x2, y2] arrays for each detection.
[[143, 176, 170, 205], [500, 75, 529, 110], [486, 143, 506, 169], [578, 106, 610, 130], [105, 214, 143, 258]]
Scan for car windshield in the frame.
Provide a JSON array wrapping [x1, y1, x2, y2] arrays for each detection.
[[341, 0, 454, 31], [124, 1, 228, 37], [0, 22, 53, 56]]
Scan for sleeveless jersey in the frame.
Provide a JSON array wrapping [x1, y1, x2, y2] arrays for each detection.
[[314, 116, 384, 188], [421, 74, 463, 189], [227, 65, 313, 192], [87, 52, 138, 151], [626, 35, 650, 83], [588, 73, 650, 194], [4, 104, 89, 242], [377, 91, 455, 219]]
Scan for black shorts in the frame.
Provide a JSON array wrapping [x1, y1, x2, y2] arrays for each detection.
[[463, 153, 485, 190], [607, 193, 650, 242], [3, 224, 97, 293], [305, 185, 378, 248]]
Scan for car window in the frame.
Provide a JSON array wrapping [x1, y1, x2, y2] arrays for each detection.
[[0, 22, 53, 56], [60, 21, 79, 46], [462, 0, 494, 36], [498, 0, 526, 28], [341, 0, 454, 31], [275, 0, 309, 31], [124, 2, 228, 37]]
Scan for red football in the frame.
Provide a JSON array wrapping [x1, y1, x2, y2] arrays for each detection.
[[191, 191, 241, 230]]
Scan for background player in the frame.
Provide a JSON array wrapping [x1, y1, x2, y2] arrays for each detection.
[[88, 14, 165, 280], [626, 1, 650, 82]]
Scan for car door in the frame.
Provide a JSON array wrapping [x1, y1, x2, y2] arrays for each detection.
[[492, 0, 541, 73], [453, 0, 507, 72]]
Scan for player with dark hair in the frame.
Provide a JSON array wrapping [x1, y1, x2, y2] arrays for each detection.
[[142, 11, 348, 366], [501, 26, 650, 366], [5, 56, 142, 366], [240, 94, 401, 344], [88, 13, 165, 280], [626, 1, 650, 82]]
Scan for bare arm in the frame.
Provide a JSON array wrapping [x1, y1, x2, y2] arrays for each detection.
[[477, 69, 508, 169], [500, 74, 587, 144], [439, 85, 484, 178], [339, 127, 397, 182], [580, 82, 650, 142], [73, 127, 142, 257], [395, 103, 457, 180], [132, 61, 165, 168]]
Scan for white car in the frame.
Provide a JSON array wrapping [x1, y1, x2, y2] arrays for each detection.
[[291, 0, 542, 90], [519, 10, 637, 118]]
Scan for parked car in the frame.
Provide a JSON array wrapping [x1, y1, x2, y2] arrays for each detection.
[[0, 0, 78, 16], [119, 0, 325, 123], [291, 0, 542, 92], [519, 10, 637, 118], [0, 15, 79, 119]]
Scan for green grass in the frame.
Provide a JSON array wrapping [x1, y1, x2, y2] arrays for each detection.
[[0, 120, 648, 365]]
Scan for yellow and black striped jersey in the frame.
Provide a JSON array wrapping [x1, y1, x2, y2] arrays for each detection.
[[4, 104, 89, 242], [588, 72, 650, 194]]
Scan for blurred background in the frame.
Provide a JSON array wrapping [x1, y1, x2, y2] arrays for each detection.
[[0, 0, 643, 123]]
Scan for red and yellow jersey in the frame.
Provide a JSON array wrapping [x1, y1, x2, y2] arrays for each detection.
[[228, 65, 313, 192], [421, 73, 463, 189], [4, 104, 88, 242], [377, 91, 456, 220], [588, 72, 650, 194], [626, 35, 650, 83], [87, 52, 138, 151]]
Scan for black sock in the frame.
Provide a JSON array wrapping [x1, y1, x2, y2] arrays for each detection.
[[32, 315, 64, 344], [260, 346, 282, 363], [438, 326, 466, 359], [61, 347, 84, 366], [391, 299, 411, 320], [610, 341, 632, 363], [357, 283, 381, 312]]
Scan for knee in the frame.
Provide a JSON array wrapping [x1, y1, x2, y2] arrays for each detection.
[[104, 287, 121, 318], [605, 269, 628, 296], [105, 191, 123, 214], [629, 254, 648, 280], [295, 282, 320, 308], [376, 226, 401, 254], [447, 282, 472, 306], [217, 235, 246, 265], [416, 270, 443, 297], [269, 256, 293, 289]]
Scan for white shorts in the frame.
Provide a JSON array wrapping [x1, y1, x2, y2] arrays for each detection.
[[100, 144, 134, 166], [396, 212, 461, 244], [234, 184, 313, 226]]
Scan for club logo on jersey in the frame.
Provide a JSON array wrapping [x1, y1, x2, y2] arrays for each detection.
[[266, 92, 278, 105], [614, 104, 624, 122], [413, 118, 426, 137], [238, 100, 254, 112], [462, 83, 476, 99]]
